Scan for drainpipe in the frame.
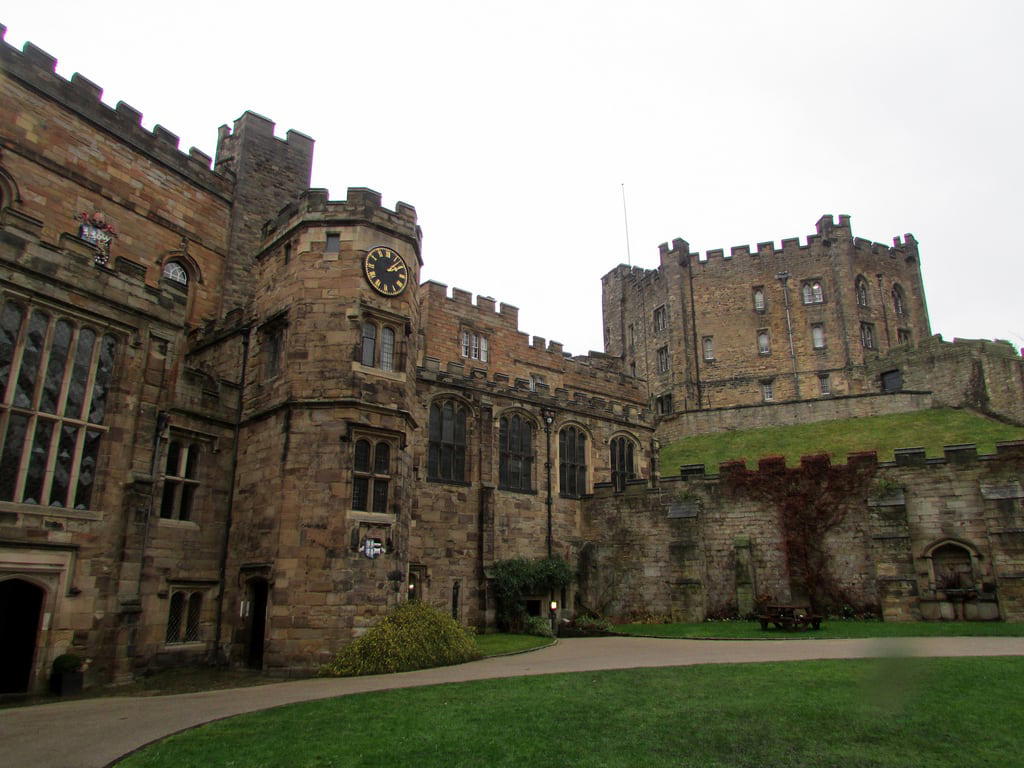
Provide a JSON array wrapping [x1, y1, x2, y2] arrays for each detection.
[[776, 272, 801, 400], [877, 273, 891, 352], [213, 326, 250, 662], [541, 408, 556, 558]]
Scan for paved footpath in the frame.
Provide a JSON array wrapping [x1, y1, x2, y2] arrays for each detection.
[[3, 635, 1023, 768]]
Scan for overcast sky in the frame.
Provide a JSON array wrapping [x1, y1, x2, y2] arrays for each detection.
[[4, 1, 1022, 356]]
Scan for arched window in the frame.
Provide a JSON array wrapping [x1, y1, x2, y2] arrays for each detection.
[[892, 284, 908, 317], [163, 261, 188, 287], [499, 414, 534, 492], [352, 438, 392, 513], [855, 276, 869, 307], [930, 542, 974, 590], [610, 436, 636, 492], [558, 426, 587, 497], [752, 287, 765, 311], [802, 280, 824, 304], [428, 400, 467, 482]]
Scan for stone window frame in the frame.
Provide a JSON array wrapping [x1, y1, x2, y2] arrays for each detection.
[[892, 283, 909, 318], [498, 410, 536, 494], [855, 275, 870, 308], [159, 436, 202, 522], [162, 261, 189, 287], [258, 311, 288, 380], [351, 436, 393, 513], [760, 379, 775, 402], [609, 432, 639, 492], [427, 397, 470, 485], [860, 322, 876, 350], [165, 587, 204, 645], [756, 329, 771, 356], [752, 286, 766, 312], [656, 345, 669, 374], [460, 328, 489, 364], [897, 328, 912, 346], [359, 312, 404, 373], [652, 305, 667, 333], [627, 324, 636, 352], [324, 232, 341, 253], [557, 423, 589, 498], [921, 538, 981, 592], [655, 392, 673, 416], [801, 279, 825, 305], [818, 373, 831, 396], [701, 336, 714, 362], [0, 299, 119, 510], [811, 323, 826, 350]]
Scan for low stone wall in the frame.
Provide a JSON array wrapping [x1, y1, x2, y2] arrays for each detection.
[[658, 390, 933, 443]]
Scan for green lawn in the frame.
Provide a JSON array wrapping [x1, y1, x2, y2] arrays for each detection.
[[660, 408, 1024, 471], [116, 657, 1023, 767], [475, 633, 554, 655], [615, 620, 1024, 640]]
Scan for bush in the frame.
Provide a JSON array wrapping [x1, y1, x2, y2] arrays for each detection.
[[523, 615, 554, 637], [319, 601, 481, 677], [51, 653, 83, 675], [572, 615, 613, 633], [489, 556, 574, 631]]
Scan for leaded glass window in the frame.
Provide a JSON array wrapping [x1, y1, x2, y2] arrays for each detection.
[[428, 400, 467, 482], [558, 426, 587, 497], [499, 414, 533, 492]]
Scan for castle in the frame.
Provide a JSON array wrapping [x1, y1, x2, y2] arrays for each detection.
[[1, 27, 1022, 693]]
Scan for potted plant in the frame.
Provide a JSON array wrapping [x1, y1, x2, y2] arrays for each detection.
[[49, 653, 84, 696]]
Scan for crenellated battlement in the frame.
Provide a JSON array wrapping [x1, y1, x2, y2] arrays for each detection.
[[648, 214, 916, 273], [669, 439, 1024, 481], [421, 280, 521, 329], [418, 357, 653, 426], [258, 186, 421, 256], [0, 24, 233, 197]]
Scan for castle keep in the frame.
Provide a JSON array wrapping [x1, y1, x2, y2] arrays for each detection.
[[1, 28, 1022, 692]]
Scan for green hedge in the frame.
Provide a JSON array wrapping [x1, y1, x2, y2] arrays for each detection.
[[319, 601, 481, 677]]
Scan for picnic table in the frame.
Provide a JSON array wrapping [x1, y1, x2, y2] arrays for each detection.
[[757, 605, 822, 631]]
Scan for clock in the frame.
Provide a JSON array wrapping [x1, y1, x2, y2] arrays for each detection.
[[363, 246, 409, 296]]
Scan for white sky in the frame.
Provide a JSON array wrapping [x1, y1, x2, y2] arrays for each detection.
[[4, 1, 1023, 356]]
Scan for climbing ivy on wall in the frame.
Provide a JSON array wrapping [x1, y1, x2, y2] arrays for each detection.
[[721, 454, 876, 611], [489, 557, 574, 631]]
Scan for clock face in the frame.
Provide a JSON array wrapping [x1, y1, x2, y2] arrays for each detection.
[[363, 246, 409, 296]]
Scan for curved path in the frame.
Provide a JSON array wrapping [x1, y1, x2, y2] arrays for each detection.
[[3, 635, 1024, 768]]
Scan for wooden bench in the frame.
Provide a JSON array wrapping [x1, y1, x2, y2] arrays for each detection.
[[757, 605, 822, 631]]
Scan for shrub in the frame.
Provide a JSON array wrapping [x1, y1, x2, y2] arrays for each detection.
[[572, 615, 613, 633], [51, 653, 83, 675], [523, 615, 554, 637], [319, 601, 481, 677], [489, 556, 574, 631]]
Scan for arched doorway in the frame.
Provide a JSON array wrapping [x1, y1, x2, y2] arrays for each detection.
[[0, 579, 45, 693], [245, 579, 268, 670]]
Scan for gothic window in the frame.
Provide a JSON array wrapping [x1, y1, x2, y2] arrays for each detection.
[[653, 306, 667, 332], [163, 261, 188, 287], [897, 328, 912, 345], [160, 439, 200, 521], [818, 374, 831, 396], [460, 330, 489, 363], [802, 280, 824, 304], [702, 336, 714, 361], [656, 346, 669, 374], [757, 330, 770, 355], [499, 414, 533, 492], [855, 276, 869, 307], [165, 589, 203, 644], [352, 438, 391, 513], [752, 287, 766, 312], [610, 435, 636, 492], [760, 380, 774, 402], [811, 324, 826, 349], [860, 322, 876, 349], [428, 400, 467, 483], [0, 301, 117, 509], [558, 425, 587, 497], [892, 284, 908, 317]]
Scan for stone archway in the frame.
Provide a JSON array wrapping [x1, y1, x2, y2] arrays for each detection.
[[0, 578, 45, 693]]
